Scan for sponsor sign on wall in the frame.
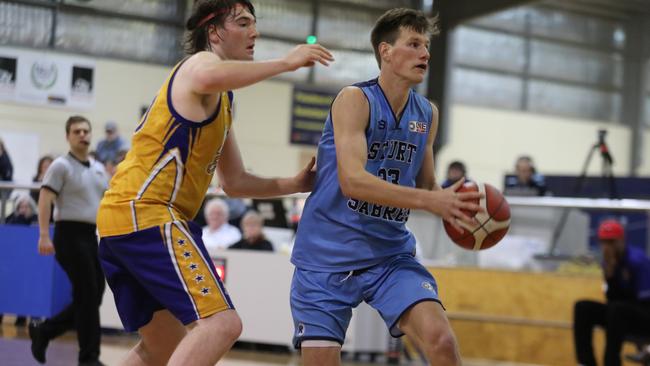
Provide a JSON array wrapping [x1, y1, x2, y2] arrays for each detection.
[[290, 85, 337, 146], [0, 46, 95, 109]]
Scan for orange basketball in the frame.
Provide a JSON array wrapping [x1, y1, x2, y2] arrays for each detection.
[[443, 182, 511, 250]]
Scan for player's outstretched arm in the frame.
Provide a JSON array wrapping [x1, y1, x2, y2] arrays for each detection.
[[182, 45, 334, 95], [333, 87, 481, 232], [216, 129, 315, 198]]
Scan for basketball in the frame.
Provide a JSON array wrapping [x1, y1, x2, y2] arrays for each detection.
[[443, 182, 511, 250]]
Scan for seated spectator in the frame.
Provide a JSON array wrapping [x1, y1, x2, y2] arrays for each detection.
[[441, 160, 469, 188], [573, 219, 650, 366], [95, 121, 127, 163], [1, 193, 37, 326], [6, 194, 37, 225], [504, 155, 547, 196], [229, 211, 274, 252], [31, 155, 53, 203], [202, 198, 241, 255]]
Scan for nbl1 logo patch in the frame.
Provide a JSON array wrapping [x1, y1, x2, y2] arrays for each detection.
[[408, 121, 427, 134], [422, 281, 436, 293]]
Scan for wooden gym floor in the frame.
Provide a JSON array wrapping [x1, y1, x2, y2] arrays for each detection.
[[0, 320, 541, 366]]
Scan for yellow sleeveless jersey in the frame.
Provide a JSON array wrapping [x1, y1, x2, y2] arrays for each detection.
[[97, 61, 232, 237]]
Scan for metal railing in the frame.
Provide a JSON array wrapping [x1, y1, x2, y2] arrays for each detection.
[[2, 180, 649, 222]]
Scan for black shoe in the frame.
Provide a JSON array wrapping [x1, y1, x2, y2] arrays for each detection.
[[28, 321, 48, 364], [78, 361, 106, 366]]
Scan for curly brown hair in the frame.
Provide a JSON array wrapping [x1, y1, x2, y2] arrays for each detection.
[[183, 0, 255, 55]]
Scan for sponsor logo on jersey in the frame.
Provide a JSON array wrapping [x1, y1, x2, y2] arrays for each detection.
[[408, 121, 427, 134]]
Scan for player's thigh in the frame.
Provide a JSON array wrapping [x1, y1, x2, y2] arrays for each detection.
[[99, 235, 166, 332], [139, 309, 187, 350], [364, 254, 442, 337], [290, 268, 360, 348], [106, 222, 234, 328]]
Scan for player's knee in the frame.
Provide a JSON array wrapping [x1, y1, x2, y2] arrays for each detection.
[[203, 310, 242, 342], [224, 313, 243, 342], [134, 340, 170, 366], [421, 329, 460, 365]]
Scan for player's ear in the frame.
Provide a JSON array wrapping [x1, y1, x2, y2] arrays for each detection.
[[379, 42, 391, 64], [207, 24, 222, 44]]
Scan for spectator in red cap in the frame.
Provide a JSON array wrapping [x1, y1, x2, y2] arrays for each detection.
[[573, 219, 650, 366]]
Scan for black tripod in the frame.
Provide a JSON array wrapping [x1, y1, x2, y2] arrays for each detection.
[[545, 129, 618, 257]]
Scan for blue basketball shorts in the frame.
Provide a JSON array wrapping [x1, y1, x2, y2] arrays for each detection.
[[99, 220, 234, 332], [290, 253, 441, 348]]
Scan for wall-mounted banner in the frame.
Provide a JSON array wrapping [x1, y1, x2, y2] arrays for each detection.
[[0, 46, 95, 110], [290, 85, 337, 146]]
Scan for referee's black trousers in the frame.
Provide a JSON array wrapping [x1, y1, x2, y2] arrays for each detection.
[[40, 221, 105, 363], [574, 300, 650, 366]]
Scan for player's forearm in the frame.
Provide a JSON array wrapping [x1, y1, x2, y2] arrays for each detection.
[[37, 190, 53, 237], [221, 172, 296, 198], [195, 59, 290, 94], [340, 171, 429, 211]]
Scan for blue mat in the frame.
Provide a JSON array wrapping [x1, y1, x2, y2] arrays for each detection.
[[0, 225, 72, 317]]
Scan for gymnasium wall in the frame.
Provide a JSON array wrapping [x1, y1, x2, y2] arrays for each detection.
[[642, 130, 650, 174], [0, 56, 169, 184], [437, 105, 640, 188], [0, 54, 313, 183], [0, 55, 647, 185]]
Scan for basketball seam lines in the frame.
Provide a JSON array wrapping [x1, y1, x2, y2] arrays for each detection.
[[455, 195, 506, 241]]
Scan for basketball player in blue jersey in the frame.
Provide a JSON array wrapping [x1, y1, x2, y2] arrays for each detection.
[[95, 1, 333, 366], [291, 8, 482, 366]]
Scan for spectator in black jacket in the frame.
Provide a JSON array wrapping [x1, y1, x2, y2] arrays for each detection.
[[229, 211, 273, 252], [7, 194, 37, 225]]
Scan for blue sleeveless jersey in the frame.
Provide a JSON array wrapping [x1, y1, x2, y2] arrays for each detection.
[[291, 78, 433, 272]]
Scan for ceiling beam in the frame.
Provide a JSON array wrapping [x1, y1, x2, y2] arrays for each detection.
[[435, 0, 541, 27]]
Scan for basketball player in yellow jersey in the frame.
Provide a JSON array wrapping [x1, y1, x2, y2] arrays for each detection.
[[96, 1, 334, 365]]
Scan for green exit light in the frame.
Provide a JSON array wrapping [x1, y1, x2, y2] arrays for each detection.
[[306, 35, 317, 44]]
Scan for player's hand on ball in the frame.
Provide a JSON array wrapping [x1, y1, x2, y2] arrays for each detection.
[[432, 178, 484, 233], [443, 181, 511, 250], [283, 44, 334, 71]]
